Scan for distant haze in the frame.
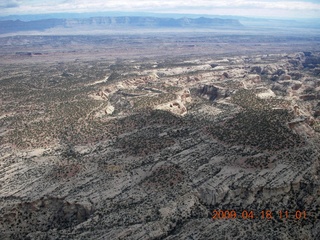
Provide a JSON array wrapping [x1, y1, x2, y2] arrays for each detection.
[[0, 0, 320, 19], [0, 16, 246, 35]]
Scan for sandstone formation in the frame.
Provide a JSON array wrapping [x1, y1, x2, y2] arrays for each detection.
[[0, 51, 320, 239]]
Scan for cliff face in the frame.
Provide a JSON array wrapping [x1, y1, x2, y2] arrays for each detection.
[[199, 85, 230, 101], [0, 16, 243, 34]]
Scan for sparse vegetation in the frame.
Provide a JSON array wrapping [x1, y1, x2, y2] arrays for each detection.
[[208, 108, 305, 150], [0, 34, 319, 240]]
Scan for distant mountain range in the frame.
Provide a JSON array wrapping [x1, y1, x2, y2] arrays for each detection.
[[0, 16, 243, 34]]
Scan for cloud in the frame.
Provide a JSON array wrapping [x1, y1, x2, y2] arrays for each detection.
[[234, 0, 320, 10], [1, 0, 319, 18], [54, 0, 320, 12], [0, 0, 19, 8]]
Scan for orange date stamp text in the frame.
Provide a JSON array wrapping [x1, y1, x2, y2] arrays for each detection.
[[212, 209, 308, 220]]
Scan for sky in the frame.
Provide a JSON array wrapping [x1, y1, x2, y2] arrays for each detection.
[[0, 0, 320, 19]]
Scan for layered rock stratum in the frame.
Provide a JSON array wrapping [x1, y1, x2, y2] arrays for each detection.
[[0, 50, 320, 239]]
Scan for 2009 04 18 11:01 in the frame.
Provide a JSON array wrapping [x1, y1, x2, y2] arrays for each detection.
[[212, 210, 308, 220]]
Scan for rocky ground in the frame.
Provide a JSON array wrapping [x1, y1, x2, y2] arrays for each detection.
[[0, 45, 320, 239]]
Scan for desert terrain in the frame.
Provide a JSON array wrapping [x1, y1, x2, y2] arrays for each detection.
[[0, 32, 320, 239]]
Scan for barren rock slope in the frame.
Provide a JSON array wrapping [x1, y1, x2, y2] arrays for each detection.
[[0, 51, 320, 239]]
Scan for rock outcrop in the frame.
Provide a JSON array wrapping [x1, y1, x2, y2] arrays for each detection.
[[1, 51, 320, 240], [199, 85, 230, 101]]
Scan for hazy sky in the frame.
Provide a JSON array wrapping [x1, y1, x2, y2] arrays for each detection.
[[0, 0, 319, 19]]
